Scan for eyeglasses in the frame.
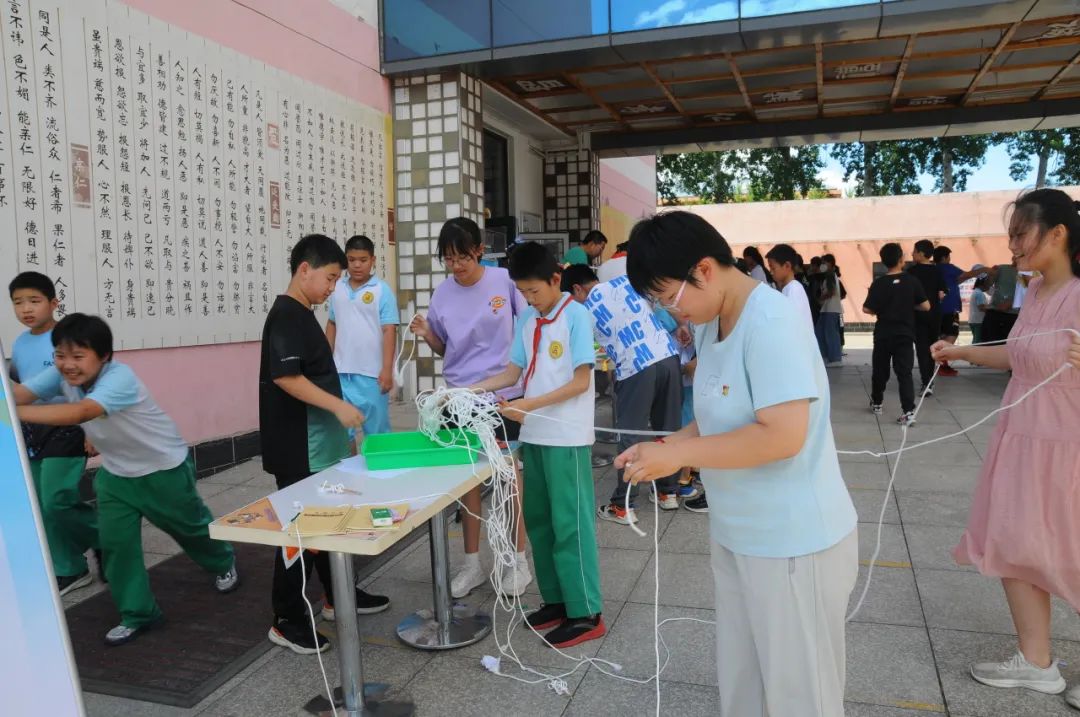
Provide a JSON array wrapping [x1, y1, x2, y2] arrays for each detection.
[[442, 254, 476, 267], [654, 277, 689, 311]]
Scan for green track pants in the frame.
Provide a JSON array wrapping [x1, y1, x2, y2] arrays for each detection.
[[520, 443, 603, 618], [95, 456, 234, 628], [30, 457, 98, 577]]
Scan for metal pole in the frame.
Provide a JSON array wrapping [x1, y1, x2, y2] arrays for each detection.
[[429, 509, 452, 643], [330, 551, 364, 717]]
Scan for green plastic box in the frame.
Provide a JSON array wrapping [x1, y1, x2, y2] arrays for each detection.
[[361, 430, 481, 470]]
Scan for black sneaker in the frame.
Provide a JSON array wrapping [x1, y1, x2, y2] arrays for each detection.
[[545, 615, 605, 649], [57, 570, 93, 596], [921, 383, 934, 397], [268, 617, 330, 654], [684, 493, 709, 513], [526, 603, 567, 631], [320, 589, 391, 621]]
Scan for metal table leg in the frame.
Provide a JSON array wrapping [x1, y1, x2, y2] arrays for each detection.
[[304, 552, 414, 717], [396, 509, 491, 650]]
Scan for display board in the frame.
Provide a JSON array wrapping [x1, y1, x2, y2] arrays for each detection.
[[0, 350, 85, 715], [0, 0, 390, 350]]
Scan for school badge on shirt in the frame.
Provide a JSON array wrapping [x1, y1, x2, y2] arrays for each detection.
[[548, 341, 564, 359], [489, 296, 506, 314], [362, 291, 375, 304]]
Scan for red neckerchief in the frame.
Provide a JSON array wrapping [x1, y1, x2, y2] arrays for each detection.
[[610, 251, 627, 259], [522, 295, 574, 392]]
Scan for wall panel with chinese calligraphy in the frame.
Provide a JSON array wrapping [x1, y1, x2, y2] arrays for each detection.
[[0, 0, 389, 349]]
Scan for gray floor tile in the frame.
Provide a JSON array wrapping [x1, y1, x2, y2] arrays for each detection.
[[916, 569, 1080, 640], [885, 462, 981, 494], [841, 461, 895, 490], [628, 551, 713, 609], [895, 490, 972, 527], [657, 512, 711, 555], [594, 499, 675, 551], [849, 488, 900, 525], [564, 669, 720, 717], [199, 459, 264, 485], [141, 525, 184, 556], [194, 479, 235, 501], [883, 440, 984, 467], [844, 703, 940, 716], [204, 484, 279, 518], [904, 523, 973, 572], [85, 693, 194, 717], [847, 564, 925, 628], [402, 652, 585, 717], [858, 522, 910, 567], [846, 623, 945, 712], [930, 628, 1080, 717], [595, 602, 717, 687], [595, 546, 651, 603]]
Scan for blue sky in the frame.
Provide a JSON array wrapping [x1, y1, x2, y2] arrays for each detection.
[[819, 144, 1030, 195]]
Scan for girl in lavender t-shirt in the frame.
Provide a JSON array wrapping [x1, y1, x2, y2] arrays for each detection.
[[409, 218, 533, 599]]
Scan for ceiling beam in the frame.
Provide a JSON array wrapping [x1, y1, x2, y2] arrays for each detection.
[[726, 52, 757, 121], [640, 61, 687, 117], [485, 80, 574, 137], [962, 21, 1022, 105], [891, 35, 917, 108], [561, 71, 626, 128], [815, 42, 824, 117], [1034, 46, 1080, 100]]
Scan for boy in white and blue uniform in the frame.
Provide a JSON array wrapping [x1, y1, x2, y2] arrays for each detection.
[[561, 265, 683, 522], [326, 235, 398, 440], [14, 313, 238, 646], [9, 271, 99, 595], [470, 242, 605, 649]]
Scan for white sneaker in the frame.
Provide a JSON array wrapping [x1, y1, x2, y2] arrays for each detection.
[[648, 491, 679, 510], [1066, 683, 1080, 709], [450, 560, 487, 599], [597, 504, 638, 525], [970, 651, 1066, 694], [500, 559, 533, 597]]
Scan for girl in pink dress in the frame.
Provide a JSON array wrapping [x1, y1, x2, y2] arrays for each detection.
[[933, 188, 1080, 708]]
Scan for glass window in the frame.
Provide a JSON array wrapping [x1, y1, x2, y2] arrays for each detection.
[[740, 0, 878, 18], [493, 0, 609, 46], [482, 130, 510, 219], [384, 0, 491, 61], [612, 0, 737, 33]]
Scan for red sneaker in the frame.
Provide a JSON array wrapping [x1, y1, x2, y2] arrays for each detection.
[[938, 363, 959, 377], [545, 615, 606, 649]]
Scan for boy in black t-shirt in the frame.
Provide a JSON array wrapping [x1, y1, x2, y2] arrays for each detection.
[[259, 234, 390, 655], [906, 239, 946, 394], [865, 243, 931, 427]]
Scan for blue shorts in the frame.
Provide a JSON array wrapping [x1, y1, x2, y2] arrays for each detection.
[[681, 385, 694, 427], [340, 374, 391, 439]]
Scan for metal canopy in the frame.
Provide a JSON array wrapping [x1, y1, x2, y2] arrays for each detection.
[[385, 1, 1080, 155]]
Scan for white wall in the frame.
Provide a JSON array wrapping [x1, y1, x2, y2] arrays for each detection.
[[481, 112, 544, 230]]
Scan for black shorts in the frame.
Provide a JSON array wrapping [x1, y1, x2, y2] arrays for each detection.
[[442, 396, 522, 444], [22, 423, 85, 460], [940, 312, 960, 338]]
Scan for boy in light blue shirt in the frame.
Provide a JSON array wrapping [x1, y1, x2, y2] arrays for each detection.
[[14, 314, 237, 646], [9, 271, 98, 596], [326, 235, 398, 443]]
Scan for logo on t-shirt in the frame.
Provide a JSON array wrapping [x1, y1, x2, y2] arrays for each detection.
[[548, 341, 564, 359], [489, 296, 506, 313], [361, 291, 375, 304]]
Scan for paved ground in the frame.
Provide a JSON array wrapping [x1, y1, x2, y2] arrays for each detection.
[[71, 343, 1080, 716]]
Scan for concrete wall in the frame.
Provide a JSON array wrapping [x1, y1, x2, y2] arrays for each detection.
[[678, 189, 1080, 324], [105, 0, 388, 445], [599, 156, 657, 254]]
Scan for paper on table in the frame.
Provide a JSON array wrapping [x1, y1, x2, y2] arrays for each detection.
[[287, 507, 351, 537], [332, 455, 411, 481], [342, 503, 410, 532]]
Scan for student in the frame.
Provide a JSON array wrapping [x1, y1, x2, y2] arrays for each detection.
[[597, 240, 628, 283], [742, 246, 772, 285], [932, 189, 1080, 709], [815, 255, 844, 366], [561, 264, 682, 522], [8, 272, 99, 596], [806, 256, 824, 328], [676, 331, 706, 511], [563, 229, 607, 267], [765, 243, 813, 330], [409, 218, 532, 599], [470, 241, 604, 648], [12, 314, 237, 645], [863, 243, 931, 427], [968, 276, 991, 345], [616, 211, 857, 716], [932, 245, 982, 376], [907, 240, 947, 394], [326, 235, 398, 444], [260, 234, 389, 655]]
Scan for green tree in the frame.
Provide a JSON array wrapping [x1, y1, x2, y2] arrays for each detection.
[[657, 151, 743, 205], [743, 146, 825, 201], [909, 134, 993, 193], [1050, 129, 1080, 185], [996, 129, 1080, 187], [828, 140, 922, 196]]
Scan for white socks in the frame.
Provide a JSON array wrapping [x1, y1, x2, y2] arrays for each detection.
[[463, 552, 481, 569], [515, 551, 527, 565]]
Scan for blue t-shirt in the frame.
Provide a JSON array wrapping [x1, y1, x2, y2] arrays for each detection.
[[939, 263, 964, 314], [694, 285, 857, 558], [11, 329, 55, 383]]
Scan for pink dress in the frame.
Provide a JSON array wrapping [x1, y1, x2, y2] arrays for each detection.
[[954, 276, 1080, 608]]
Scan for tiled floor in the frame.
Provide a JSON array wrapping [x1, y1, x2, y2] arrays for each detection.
[[71, 347, 1080, 716]]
